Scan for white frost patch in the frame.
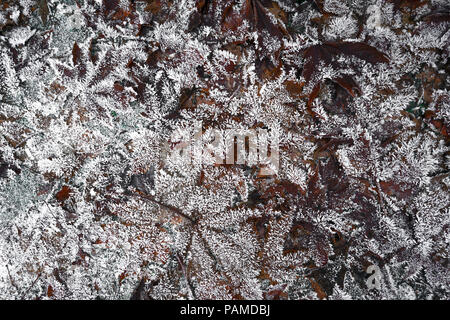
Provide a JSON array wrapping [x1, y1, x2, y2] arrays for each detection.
[[7, 26, 35, 47], [325, 15, 358, 40]]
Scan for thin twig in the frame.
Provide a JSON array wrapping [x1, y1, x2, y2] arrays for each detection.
[[132, 191, 196, 224], [21, 271, 42, 299], [6, 265, 19, 292]]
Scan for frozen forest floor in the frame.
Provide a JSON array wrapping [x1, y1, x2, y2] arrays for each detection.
[[0, 0, 449, 300]]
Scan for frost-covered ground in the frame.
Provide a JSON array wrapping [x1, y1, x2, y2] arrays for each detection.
[[0, 0, 448, 300]]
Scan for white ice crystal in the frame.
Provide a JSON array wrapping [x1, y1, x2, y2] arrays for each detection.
[[0, 0, 448, 301]]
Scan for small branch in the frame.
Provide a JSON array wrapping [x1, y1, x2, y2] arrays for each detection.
[[132, 191, 196, 224], [6, 265, 19, 292], [175, 252, 197, 299], [21, 271, 42, 299]]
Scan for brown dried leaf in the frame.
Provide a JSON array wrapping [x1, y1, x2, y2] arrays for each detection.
[[46, 284, 54, 297], [39, 0, 49, 25], [55, 186, 71, 202], [303, 42, 389, 83], [72, 42, 81, 66]]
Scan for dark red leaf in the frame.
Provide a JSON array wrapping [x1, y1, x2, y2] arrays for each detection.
[[56, 186, 71, 202], [47, 285, 54, 297], [332, 42, 389, 64]]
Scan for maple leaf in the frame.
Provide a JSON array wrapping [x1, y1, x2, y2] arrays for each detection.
[[194, 0, 288, 58], [225, 0, 286, 35], [302, 41, 389, 111]]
